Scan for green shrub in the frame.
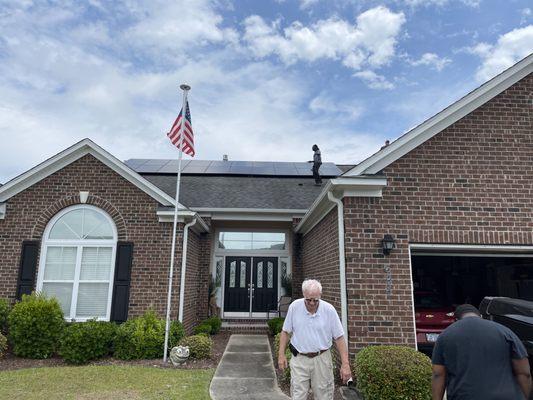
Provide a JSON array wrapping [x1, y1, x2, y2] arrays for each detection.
[[274, 332, 291, 382], [60, 320, 117, 364], [354, 346, 432, 400], [0, 332, 7, 358], [0, 298, 10, 334], [268, 317, 285, 336], [205, 316, 222, 334], [114, 310, 185, 360], [8, 293, 64, 358], [179, 334, 213, 359], [193, 323, 212, 336]]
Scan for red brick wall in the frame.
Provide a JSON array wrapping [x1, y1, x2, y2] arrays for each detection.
[[342, 73, 533, 353], [181, 228, 211, 333], [0, 154, 207, 331], [301, 208, 341, 311]]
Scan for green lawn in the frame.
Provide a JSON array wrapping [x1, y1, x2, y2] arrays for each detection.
[[0, 365, 214, 399]]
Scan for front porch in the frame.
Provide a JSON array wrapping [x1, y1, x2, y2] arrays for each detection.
[[206, 223, 295, 325]]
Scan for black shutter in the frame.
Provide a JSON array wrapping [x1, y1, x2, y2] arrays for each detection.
[[16, 241, 40, 300], [110, 242, 134, 323]]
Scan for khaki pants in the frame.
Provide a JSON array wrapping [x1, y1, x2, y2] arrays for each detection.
[[290, 349, 334, 400]]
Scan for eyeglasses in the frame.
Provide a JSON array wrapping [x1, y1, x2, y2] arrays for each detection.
[[304, 298, 320, 304]]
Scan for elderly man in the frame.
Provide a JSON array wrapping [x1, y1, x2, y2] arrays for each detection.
[[278, 279, 352, 400]]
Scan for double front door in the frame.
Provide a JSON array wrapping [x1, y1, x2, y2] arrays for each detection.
[[224, 256, 278, 314]]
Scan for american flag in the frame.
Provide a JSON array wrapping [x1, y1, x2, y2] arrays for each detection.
[[167, 101, 195, 156]]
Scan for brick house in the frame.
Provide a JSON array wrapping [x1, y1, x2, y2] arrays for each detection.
[[0, 54, 531, 354]]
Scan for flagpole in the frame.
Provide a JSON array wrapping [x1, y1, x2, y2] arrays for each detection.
[[163, 83, 190, 363]]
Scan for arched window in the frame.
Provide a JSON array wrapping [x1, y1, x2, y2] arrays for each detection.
[[37, 205, 117, 321]]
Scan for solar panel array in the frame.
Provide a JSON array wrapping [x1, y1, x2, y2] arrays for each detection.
[[125, 159, 343, 177]]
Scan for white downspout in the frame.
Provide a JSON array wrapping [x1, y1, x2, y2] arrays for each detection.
[[327, 191, 348, 345], [178, 217, 198, 323]]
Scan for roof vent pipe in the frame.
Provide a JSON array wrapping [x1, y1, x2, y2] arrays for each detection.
[[222, 155, 228, 161]]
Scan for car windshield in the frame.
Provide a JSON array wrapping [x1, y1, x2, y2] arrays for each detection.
[[415, 293, 445, 309]]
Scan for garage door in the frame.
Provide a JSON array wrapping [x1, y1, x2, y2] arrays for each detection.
[[411, 247, 533, 308]]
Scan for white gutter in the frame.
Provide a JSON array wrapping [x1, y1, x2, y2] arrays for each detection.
[[327, 191, 348, 345], [178, 217, 198, 322], [157, 210, 210, 232]]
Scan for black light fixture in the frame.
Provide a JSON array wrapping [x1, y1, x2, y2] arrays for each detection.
[[382, 234, 396, 255]]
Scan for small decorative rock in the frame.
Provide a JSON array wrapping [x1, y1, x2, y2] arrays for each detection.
[[169, 345, 190, 366]]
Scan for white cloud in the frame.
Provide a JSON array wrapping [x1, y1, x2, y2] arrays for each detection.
[[122, 0, 239, 56], [404, 0, 481, 7], [0, 1, 386, 183], [300, 0, 319, 9], [521, 8, 532, 25], [468, 25, 533, 81], [243, 6, 405, 70], [309, 94, 364, 120], [408, 52, 451, 71], [353, 70, 395, 90]]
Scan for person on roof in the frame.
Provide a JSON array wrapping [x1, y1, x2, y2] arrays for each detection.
[[312, 144, 322, 185]]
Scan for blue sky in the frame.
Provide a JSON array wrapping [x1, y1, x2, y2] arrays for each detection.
[[0, 0, 532, 183]]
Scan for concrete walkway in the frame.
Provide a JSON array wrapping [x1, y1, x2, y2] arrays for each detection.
[[210, 334, 289, 400]]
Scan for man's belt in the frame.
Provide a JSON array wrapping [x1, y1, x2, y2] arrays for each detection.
[[299, 349, 328, 358], [289, 343, 328, 358]]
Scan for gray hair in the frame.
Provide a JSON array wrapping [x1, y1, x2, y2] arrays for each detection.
[[302, 279, 322, 296]]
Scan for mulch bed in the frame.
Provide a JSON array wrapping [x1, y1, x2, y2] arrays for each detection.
[[0, 332, 230, 372], [268, 335, 344, 400]]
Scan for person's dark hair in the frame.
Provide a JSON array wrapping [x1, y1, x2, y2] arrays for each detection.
[[454, 304, 481, 320], [312, 144, 319, 151]]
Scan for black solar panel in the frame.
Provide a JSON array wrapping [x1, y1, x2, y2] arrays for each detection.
[[124, 159, 343, 176]]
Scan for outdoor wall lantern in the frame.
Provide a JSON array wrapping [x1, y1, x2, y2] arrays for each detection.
[[382, 234, 396, 255]]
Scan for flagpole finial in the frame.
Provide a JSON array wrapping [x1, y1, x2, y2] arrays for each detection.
[[180, 84, 191, 91]]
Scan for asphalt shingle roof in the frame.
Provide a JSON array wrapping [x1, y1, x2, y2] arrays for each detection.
[[142, 174, 327, 210]]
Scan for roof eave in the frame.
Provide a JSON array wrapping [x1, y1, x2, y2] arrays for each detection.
[[295, 177, 387, 235], [0, 138, 184, 208], [345, 53, 533, 176], [155, 210, 210, 233]]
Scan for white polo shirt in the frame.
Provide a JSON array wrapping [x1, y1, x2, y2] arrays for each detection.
[[282, 298, 344, 353]]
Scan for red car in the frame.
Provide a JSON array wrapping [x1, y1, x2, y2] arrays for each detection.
[[414, 291, 455, 352]]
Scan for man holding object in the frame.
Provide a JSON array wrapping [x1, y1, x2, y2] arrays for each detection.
[[278, 279, 352, 400]]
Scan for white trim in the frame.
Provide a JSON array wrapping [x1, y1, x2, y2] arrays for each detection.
[[192, 207, 308, 214], [0, 138, 182, 207], [412, 252, 533, 257], [206, 213, 297, 222], [192, 207, 307, 222], [295, 177, 387, 235], [327, 192, 348, 345], [156, 210, 210, 232], [407, 245, 418, 351], [37, 204, 118, 322], [345, 54, 533, 176], [0, 203, 5, 219], [214, 228, 291, 257], [409, 243, 533, 252]]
